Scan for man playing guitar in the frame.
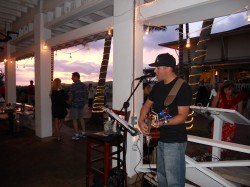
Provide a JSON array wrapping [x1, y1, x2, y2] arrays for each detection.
[[138, 53, 192, 187]]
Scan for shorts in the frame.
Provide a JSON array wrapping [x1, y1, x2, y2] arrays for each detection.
[[69, 107, 84, 120]]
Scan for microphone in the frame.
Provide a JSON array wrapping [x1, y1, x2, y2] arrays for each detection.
[[134, 72, 155, 80]]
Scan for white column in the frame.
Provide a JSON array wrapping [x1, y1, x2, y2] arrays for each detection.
[[113, 0, 144, 177], [4, 43, 16, 103], [34, 13, 52, 138]]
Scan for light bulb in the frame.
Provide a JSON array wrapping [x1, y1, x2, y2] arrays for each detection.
[[186, 38, 190, 48], [43, 41, 48, 49], [145, 26, 150, 35], [108, 29, 112, 36]]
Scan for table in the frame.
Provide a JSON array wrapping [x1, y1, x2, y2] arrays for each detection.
[[0, 105, 16, 136]]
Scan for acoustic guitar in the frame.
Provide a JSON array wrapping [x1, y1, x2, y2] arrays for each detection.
[[145, 108, 172, 146]]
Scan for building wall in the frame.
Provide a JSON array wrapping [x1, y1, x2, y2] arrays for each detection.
[[182, 31, 250, 63], [227, 33, 250, 59]]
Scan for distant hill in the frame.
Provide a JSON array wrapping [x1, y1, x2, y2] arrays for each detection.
[[62, 81, 113, 87]]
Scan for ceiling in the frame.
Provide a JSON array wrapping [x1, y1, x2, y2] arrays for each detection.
[[0, 0, 115, 58], [0, 0, 39, 43], [0, 0, 39, 32], [0, 0, 156, 60]]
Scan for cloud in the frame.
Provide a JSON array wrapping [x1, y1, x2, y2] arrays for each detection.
[[15, 11, 248, 85], [143, 25, 179, 49], [212, 11, 248, 33]]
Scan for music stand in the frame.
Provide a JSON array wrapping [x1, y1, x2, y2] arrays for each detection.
[[102, 107, 140, 136], [190, 106, 250, 160]]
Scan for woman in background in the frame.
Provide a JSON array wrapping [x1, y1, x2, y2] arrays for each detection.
[[50, 78, 68, 141], [212, 81, 246, 144]]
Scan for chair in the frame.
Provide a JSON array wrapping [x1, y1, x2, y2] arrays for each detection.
[[86, 109, 130, 187]]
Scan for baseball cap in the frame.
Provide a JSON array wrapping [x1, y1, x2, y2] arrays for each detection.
[[149, 53, 176, 68]]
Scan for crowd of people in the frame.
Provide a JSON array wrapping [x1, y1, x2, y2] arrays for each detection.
[[1, 54, 249, 186]]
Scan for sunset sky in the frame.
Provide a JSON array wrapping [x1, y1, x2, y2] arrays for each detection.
[[12, 11, 248, 86]]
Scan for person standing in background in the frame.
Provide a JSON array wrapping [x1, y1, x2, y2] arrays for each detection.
[[143, 82, 151, 104], [211, 81, 246, 144], [69, 72, 87, 140], [27, 80, 35, 106], [195, 80, 208, 106], [0, 82, 5, 99], [87, 83, 95, 108], [50, 78, 68, 141]]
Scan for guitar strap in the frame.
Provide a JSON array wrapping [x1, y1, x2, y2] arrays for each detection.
[[164, 78, 185, 106]]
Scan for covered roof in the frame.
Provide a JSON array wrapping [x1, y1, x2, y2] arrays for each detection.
[[159, 24, 250, 50]]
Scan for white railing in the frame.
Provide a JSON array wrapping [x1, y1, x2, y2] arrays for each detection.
[[137, 135, 250, 187], [186, 135, 250, 187], [136, 105, 250, 186]]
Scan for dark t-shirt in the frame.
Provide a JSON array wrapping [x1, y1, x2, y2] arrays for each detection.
[[27, 85, 35, 95], [51, 89, 68, 119], [149, 78, 192, 143]]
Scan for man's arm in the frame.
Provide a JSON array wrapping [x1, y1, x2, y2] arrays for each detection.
[[138, 99, 153, 135], [211, 92, 220, 107], [167, 106, 190, 125], [151, 106, 190, 128]]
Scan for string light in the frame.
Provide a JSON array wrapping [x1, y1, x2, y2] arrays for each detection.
[[15, 58, 32, 69], [92, 37, 112, 113], [54, 44, 88, 56]]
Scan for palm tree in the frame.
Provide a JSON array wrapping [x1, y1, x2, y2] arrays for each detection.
[[184, 19, 214, 128], [92, 35, 112, 113], [189, 18, 214, 105], [185, 23, 192, 82], [185, 23, 192, 65], [178, 24, 184, 79]]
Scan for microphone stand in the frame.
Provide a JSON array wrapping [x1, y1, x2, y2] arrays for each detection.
[[111, 77, 143, 187], [108, 77, 143, 134], [119, 78, 144, 123]]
